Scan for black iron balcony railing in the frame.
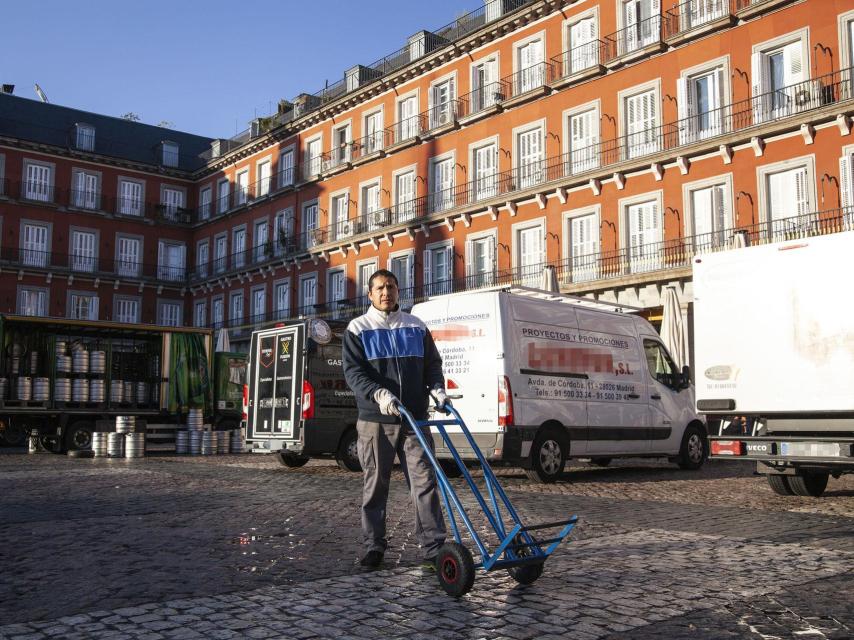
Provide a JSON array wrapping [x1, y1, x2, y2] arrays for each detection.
[[68, 188, 102, 211], [425, 100, 461, 131], [664, 0, 733, 40], [351, 129, 392, 161], [603, 14, 662, 62], [2, 247, 188, 285], [506, 61, 553, 98], [550, 39, 604, 80], [458, 79, 511, 118]]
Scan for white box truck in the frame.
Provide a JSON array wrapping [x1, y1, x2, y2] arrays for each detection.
[[411, 287, 705, 482], [694, 230, 854, 497]]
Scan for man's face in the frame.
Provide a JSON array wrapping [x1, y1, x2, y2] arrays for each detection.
[[368, 275, 399, 312]]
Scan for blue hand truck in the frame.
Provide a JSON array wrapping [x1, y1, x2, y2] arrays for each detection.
[[397, 400, 578, 597]]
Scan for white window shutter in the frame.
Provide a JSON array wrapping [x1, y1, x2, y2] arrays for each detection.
[[464, 239, 473, 277], [794, 168, 810, 217], [840, 154, 852, 210], [713, 185, 726, 233], [676, 78, 691, 144], [423, 249, 433, 289], [751, 52, 767, 124], [784, 41, 804, 86]]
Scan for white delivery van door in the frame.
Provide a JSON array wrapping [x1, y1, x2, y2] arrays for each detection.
[[506, 295, 589, 455], [411, 292, 501, 456], [575, 309, 649, 455], [641, 336, 687, 453]]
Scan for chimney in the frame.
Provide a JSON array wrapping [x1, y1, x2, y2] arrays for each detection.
[[1, 84, 14, 95]]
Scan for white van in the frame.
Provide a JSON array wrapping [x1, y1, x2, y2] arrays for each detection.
[[411, 287, 706, 482]]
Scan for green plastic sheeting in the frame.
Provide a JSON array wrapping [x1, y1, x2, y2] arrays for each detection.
[[168, 333, 211, 415]]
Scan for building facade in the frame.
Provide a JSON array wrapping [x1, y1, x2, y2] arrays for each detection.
[[1, 0, 853, 362]]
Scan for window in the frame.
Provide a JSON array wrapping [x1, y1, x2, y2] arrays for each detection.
[[566, 14, 598, 74], [274, 280, 290, 319], [471, 142, 497, 200], [217, 179, 230, 214], [212, 297, 224, 327], [389, 252, 414, 308], [257, 160, 272, 197], [680, 0, 729, 32], [623, 86, 659, 159], [161, 187, 184, 220], [159, 301, 181, 327], [515, 224, 544, 287], [196, 240, 209, 278], [303, 202, 320, 247], [394, 170, 417, 221], [24, 161, 52, 202], [567, 105, 599, 174], [274, 210, 293, 255], [119, 178, 143, 216], [644, 339, 678, 387], [230, 292, 244, 324], [751, 33, 808, 124], [214, 234, 228, 273], [429, 77, 456, 129], [331, 124, 351, 166], [304, 138, 323, 178], [72, 169, 100, 210], [566, 212, 600, 282], [362, 181, 384, 230], [364, 111, 384, 154], [254, 220, 269, 263], [685, 180, 730, 250], [251, 287, 266, 321], [424, 243, 454, 296], [516, 37, 545, 93], [69, 292, 99, 320], [162, 142, 179, 167], [75, 124, 95, 151], [235, 170, 249, 206], [194, 300, 207, 327], [70, 230, 97, 273], [327, 269, 346, 318], [233, 227, 247, 268], [471, 57, 500, 112], [625, 198, 662, 273], [678, 63, 727, 144], [465, 234, 496, 288], [18, 287, 46, 317], [842, 11, 854, 72], [516, 125, 545, 188], [760, 159, 815, 238], [115, 297, 140, 323], [116, 236, 141, 277], [397, 94, 420, 141], [199, 186, 212, 220], [356, 262, 377, 306], [840, 148, 854, 212], [158, 240, 186, 282], [429, 156, 455, 213], [331, 193, 350, 239], [299, 275, 317, 311], [620, 0, 661, 56], [279, 147, 295, 187], [21, 222, 49, 267]]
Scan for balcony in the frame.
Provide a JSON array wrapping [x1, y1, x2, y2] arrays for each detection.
[[457, 79, 511, 124], [733, 0, 796, 18], [603, 14, 663, 67], [501, 62, 553, 108], [664, 0, 734, 44], [388, 113, 427, 150], [423, 100, 460, 138], [550, 40, 606, 89], [351, 129, 391, 165]]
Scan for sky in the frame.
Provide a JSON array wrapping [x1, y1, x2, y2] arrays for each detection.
[[2, 0, 481, 139]]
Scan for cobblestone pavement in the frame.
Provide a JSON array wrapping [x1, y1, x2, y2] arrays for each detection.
[[1, 451, 852, 639]]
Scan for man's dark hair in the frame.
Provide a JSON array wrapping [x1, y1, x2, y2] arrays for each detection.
[[368, 269, 398, 291]]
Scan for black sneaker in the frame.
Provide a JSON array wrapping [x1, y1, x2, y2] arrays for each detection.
[[359, 550, 384, 568]]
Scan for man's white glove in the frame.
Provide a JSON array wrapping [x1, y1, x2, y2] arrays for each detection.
[[374, 388, 400, 416], [434, 388, 451, 413]]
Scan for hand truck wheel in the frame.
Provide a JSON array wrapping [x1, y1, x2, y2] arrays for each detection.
[[506, 534, 544, 585], [436, 542, 475, 597]]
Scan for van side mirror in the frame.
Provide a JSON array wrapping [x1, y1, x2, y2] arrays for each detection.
[[680, 365, 691, 389]]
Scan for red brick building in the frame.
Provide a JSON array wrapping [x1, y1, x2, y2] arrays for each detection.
[[1, 0, 852, 361]]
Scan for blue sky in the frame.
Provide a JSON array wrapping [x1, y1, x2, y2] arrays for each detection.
[[2, 0, 480, 138]]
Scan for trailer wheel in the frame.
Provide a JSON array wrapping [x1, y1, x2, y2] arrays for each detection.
[[277, 451, 310, 468], [676, 424, 706, 470], [506, 535, 544, 585], [525, 428, 568, 483], [335, 429, 362, 472], [64, 422, 94, 452], [788, 471, 829, 497], [767, 474, 795, 496], [436, 542, 475, 597], [0, 421, 27, 447]]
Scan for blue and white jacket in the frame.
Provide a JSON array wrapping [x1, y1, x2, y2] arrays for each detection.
[[343, 304, 444, 423]]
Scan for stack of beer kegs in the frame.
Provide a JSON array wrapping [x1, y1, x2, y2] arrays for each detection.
[[107, 432, 124, 457], [175, 430, 189, 454], [90, 379, 105, 403], [200, 431, 215, 456], [72, 349, 89, 374], [115, 415, 136, 434], [72, 378, 89, 402], [231, 428, 245, 453], [54, 377, 71, 402], [110, 380, 123, 403], [125, 433, 145, 459], [17, 377, 32, 401], [217, 430, 230, 454], [92, 432, 108, 457], [32, 378, 50, 401]]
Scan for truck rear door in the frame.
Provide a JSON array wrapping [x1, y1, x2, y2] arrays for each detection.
[[248, 325, 304, 443]]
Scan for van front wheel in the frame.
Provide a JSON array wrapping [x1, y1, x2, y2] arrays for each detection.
[[524, 429, 568, 483], [677, 424, 706, 470]]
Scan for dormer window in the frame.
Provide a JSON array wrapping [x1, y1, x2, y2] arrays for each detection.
[[162, 141, 179, 167], [75, 123, 95, 151]]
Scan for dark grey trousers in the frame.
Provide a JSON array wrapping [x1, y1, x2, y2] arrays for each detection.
[[356, 419, 447, 559]]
